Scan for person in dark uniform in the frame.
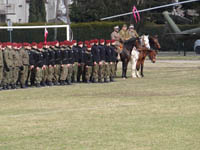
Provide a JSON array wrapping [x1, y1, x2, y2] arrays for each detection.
[[77, 41, 85, 83], [72, 40, 79, 83], [84, 45, 93, 83], [110, 40, 118, 81], [91, 39, 100, 83], [67, 41, 74, 85]]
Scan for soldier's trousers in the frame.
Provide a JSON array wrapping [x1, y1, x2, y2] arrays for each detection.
[[12, 67, 19, 85], [67, 64, 73, 82], [60, 65, 68, 81], [19, 65, 29, 86], [99, 62, 110, 81], [54, 65, 61, 82], [92, 64, 99, 81], [47, 65, 54, 82], [27, 67, 35, 86], [2, 68, 12, 86], [85, 66, 92, 82], [35, 67, 42, 84], [77, 63, 85, 82], [42, 68, 48, 83], [110, 62, 116, 78], [0, 66, 3, 86], [72, 62, 78, 82]]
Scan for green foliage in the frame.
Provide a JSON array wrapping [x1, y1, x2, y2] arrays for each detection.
[[29, 0, 46, 23], [0, 22, 199, 51]]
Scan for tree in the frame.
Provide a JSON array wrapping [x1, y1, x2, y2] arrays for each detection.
[[29, 0, 46, 22]]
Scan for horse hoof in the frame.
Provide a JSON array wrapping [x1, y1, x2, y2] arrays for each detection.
[[123, 77, 126, 80]]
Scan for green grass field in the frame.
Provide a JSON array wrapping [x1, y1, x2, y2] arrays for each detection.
[[0, 58, 200, 150]]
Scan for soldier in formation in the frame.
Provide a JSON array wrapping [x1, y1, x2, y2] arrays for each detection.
[[0, 39, 118, 90]]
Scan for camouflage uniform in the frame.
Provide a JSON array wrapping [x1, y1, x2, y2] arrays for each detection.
[[91, 44, 100, 82], [60, 47, 68, 85], [2, 47, 13, 89], [54, 46, 62, 85], [84, 49, 93, 83], [67, 46, 74, 85], [0, 48, 4, 88], [72, 45, 79, 83], [47, 47, 56, 86], [19, 47, 29, 88], [77, 45, 85, 82], [119, 29, 131, 43]]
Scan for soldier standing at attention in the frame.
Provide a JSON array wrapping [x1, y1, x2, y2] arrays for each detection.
[[60, 42, 68, 86], [128, 24, 139, 38], [67, 41, 74, 85], [47, 42, 56, 86], [54, 41, 62, 85], [2, 42, 13, 90], [77, 41, 85, 83], [84, 45, 93, 83], [27, 42, 37, 87], [35, 44, 45, 87], [110, 40, 118, 80], [41, 43, 49, 86], [0, 43, 4, 90], [105, 40, 112, 82], [72, 40, 79, 83], [12, 43, 23, 89], [19, 43, 29, 88], [91, 40, 100, 83]]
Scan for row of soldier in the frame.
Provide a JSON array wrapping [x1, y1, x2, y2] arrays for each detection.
[[0, 39, 118, 90]]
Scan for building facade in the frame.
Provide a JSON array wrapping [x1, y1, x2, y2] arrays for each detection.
[[0, 0, 69, 23]]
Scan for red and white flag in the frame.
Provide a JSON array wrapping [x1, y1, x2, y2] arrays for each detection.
[[44, 27, 48, 43], [132, 6, 140, 23]]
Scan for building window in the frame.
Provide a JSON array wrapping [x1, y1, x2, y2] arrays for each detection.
[[18, 19, 22, 23], [19, 5, 23, 7]]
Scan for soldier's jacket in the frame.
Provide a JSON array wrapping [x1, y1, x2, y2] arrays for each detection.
[[29, 49, 37, 66], [128, 30, 139, 38], [35, 50, 44, 68], [110, 45, 118, 62], [92, 44, 100, 63], [20, 48, 29, 65], [105, 46, 112, 63], [61, 47, 69, 65], [111, 31, 120, 41], [119, 30, 131, 42], [48, 48, 56, 66], [78, 46, 85, 64], [98, 44, 106, 61], [3, 47, 14, 68], [13, 50, 22, 67], [72, 46, 79, 62], [84, 50, 93, 66], [42, 48, 49, 66], [0, 50, 4, 67], [67, 47, 74, 64], [55, 47, 62, 65]]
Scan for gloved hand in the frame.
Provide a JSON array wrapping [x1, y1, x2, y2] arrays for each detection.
[[20, 66, 24, 71]]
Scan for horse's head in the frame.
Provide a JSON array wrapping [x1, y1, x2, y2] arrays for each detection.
[[140, 35, 151, 50], [148, 50, 158, 63], [149, 35, 161, 50]]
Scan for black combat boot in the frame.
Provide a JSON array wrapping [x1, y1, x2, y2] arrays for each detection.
[[104, 78, 108, 83], [67, 80, 72, 85]]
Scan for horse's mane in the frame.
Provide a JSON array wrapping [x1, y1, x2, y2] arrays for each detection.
[[123, 37, 138, 51]]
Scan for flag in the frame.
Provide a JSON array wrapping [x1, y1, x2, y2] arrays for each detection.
[[132, 6, 140, 23], [44, 27, 48, 43]]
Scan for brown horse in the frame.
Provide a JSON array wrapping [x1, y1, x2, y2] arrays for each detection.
[[136, 36, 161, 77], [120, 37, 149, 78]]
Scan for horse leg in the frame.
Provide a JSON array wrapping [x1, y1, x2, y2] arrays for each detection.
[[141, 60, 145, 77], [124, 60, 128, 79], [136, 61, 141, 78], [131, 55, 137, 78], [122, 61, 125, 78]]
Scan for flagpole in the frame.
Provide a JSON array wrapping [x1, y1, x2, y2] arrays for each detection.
[[100, 0, 200, 20]]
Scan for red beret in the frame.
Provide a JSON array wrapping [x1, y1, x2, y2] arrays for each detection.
[[87, 45, 92, 49], [90, 40, 94, 44], [0, 42, 2, 46], [106, 40, 111, 44], [78, 41, 83, 45], [23, 42, 30, 47], [2, 42, 7, 48], [72, 40, 77, 44], [100, 39, 105, 43], [37, 44, 43, 49], [32, 42, 37, 46], [84, 41, 89, 45], [12, 43, 18, 47], [111, 40, 116, 43], [7, 42, 12, 46], [17, 43, 22, 48]]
